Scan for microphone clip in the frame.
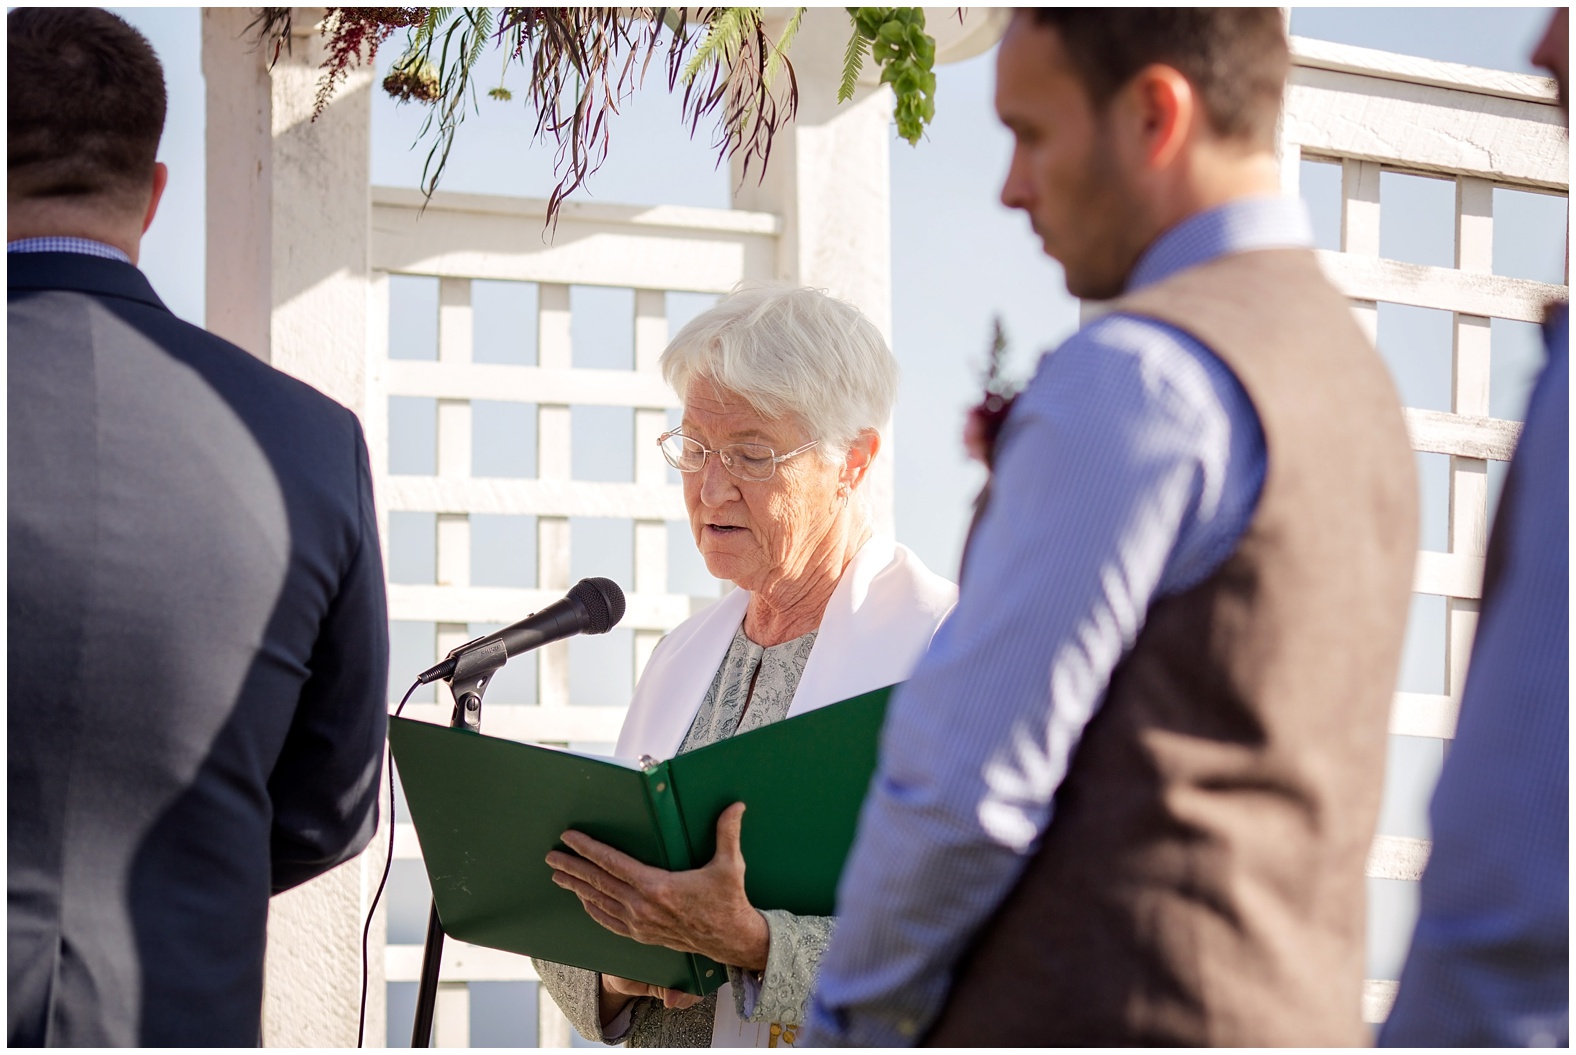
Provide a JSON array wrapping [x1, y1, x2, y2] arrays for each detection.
[[446, 638, 508, 732]]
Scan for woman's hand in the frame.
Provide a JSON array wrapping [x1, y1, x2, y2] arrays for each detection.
[[546, 802, 769, 972], [598, 974, 701, 1027]]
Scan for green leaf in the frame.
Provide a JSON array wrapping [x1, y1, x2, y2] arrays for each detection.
[[838, 25, 871, 103]]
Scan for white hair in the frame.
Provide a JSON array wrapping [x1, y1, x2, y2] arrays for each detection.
[[659, 283, 899, 459]]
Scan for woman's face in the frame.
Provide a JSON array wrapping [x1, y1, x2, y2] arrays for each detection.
[[680, 379, 847, 593]]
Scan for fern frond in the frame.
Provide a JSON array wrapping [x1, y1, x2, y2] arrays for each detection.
[[765, 7, 805, 89], [838, 23, 869, 103], [682, 7, 753, 85]]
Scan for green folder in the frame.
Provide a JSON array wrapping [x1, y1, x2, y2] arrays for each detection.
[[387, 684, 894, 996]]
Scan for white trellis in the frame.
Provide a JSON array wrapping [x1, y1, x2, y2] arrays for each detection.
[[1280, 35, 1568, 1025], [369, 192, 785, 1043], [371, 192, 782, 744]]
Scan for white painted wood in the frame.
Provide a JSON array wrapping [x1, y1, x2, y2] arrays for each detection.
[[376, 186, 781, 234], [539, 986, 574, 1047], [386, 585, 689, 631], [434, 982, 470, 1047], [389, 361, 679, 409], [634, 521, 668, 596], [386, 942, 541, 983], [436, 623, 471, 670], [383, 478, 685, 521], [537, 516, 572, 592], [365, 271, 392, 582], [538, 515, 571, 709], [1403, 408, 1521, 461], [537, 406, 573, 485], [634, 629, 663, 683], [436, 400, 473, 479], [1339, 159, 1381, 342], [1292, 36, 1560, 105], [1340, 159, 1383, 258], [1414, 551, 1485, 600], [1446, 598, 1480, 702], [1317, 251, 1564, 325], [635, 288, 669, 373], [360, 757, 393, 1046], [1447, 454, 1490, 556], [373, 190, 778, 295], [537, 283, 573, 371], [399, 703, 628, 744], [1446, 178, 1494, 711], [202, 8, 272, 361], [1455, 177, 1495, 276], [1451, 318, 1494, 421], [439, 277, 473, 364], [436, 515, 470, 589], [1390, 691, 1460, 739], [393, 823, 421, 859], [1363, 980, 1400, 1026], [1366, 834, 1432, 881], [1278, 138, 1301, 198], [634, 408, 671, 486], [1288, 67, 1568, 190]]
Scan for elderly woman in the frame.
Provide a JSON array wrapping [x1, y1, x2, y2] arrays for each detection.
[[532, 284, 956, 1047]]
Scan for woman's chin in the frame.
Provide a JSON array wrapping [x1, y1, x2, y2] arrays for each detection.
[[698, 541, 759, 588]]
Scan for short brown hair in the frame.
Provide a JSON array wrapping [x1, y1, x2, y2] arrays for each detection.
[[1030, 8, 1288, 147], [8, 7, 167, 207]]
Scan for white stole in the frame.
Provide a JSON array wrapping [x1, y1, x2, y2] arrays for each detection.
[[612, 536, 957, 1046]]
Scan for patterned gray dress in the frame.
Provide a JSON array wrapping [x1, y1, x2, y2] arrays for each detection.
[[534, 626, 830, 1046]]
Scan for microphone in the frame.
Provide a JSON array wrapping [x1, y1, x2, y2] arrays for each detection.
[[417, 577, 626, 685]]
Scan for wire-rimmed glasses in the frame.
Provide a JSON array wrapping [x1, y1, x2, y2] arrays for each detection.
[[657, 430, 819, 482]]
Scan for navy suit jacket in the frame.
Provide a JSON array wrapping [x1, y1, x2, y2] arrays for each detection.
[[7, 253, 389, 1046]]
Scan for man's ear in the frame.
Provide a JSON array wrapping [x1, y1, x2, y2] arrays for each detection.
[[142, 162, 169, 235], [842, 429, 881, 492], [1122, 64, 1196, 170]]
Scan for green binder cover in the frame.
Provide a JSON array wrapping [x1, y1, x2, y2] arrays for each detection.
[[387, 684, 894, 996]]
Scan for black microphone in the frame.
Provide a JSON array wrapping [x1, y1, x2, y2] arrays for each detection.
[[416, 577, 626, 685]]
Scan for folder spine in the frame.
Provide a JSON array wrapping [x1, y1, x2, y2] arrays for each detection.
[[641, 763, 694, 873], [643, 764, 725, 994]]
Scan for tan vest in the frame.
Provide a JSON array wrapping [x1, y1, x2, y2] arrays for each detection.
[[927, 249, 1418, 1047]]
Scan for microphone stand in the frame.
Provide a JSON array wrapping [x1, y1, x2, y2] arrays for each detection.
[[410, 639, 508, 1047]]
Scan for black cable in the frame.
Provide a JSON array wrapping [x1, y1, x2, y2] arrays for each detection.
[[359, 678, 422, 1049]]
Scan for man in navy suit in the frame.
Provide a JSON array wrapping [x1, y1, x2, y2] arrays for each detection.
[[8, 8, 389, 1045]]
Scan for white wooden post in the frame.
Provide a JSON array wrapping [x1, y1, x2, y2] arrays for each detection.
[[1339, 158, 1382, 343], [202, 8, 379, 1046], [1446, 178, 1493, 711], [731, 8, 897, 538], [434, 982, 471, 1047], [633, 289, 671, 681], [537, 284, 573, 710]]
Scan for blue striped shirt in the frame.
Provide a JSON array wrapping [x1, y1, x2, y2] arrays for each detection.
[[8, 236, 132, 264], [806, 197, 1312, 1046]]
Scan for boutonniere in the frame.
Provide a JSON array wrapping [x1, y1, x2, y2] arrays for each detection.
[[964, 317, 1022, 470]]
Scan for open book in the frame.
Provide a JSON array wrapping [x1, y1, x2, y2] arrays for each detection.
[[387, 684, 895, 996]]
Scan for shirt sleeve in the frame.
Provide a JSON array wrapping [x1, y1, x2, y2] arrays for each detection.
[[804, 317, 1263, 1046], [728, 910, 835, 1025]]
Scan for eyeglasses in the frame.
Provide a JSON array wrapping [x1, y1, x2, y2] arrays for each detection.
[[657, 430, 819, 482]]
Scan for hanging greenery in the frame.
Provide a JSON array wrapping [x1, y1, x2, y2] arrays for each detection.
[[245, 7, 944, 225], [840, 8, 937, 145]]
